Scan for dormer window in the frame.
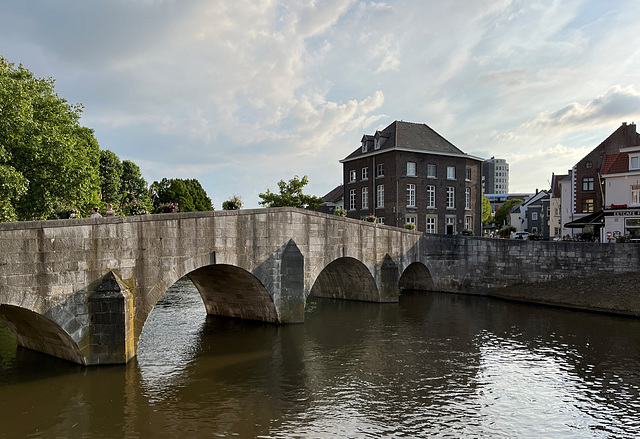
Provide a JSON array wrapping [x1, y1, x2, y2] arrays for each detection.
[[374, 137, 381, 150], [630, 154, 640, 170], [362, 140, 368, 153]]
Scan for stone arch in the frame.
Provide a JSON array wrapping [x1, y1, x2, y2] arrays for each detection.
[[187, 264, 279, 323], [310, 257, 379, 302], [0, 304, 85, 365], [399, 262, 435, 292]]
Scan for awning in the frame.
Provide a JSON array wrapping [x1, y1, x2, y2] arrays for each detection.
[[564, 210, 605, 228]]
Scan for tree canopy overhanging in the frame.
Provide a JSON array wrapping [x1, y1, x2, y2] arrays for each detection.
[[258, 175, 324, 210]]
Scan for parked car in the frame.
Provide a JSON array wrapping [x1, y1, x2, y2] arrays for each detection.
[[510, 231, 530, 240]]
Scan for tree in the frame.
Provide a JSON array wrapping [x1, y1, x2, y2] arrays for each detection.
[[258, 175, 324, 209], [482, 195, 493, 225], [150, 178, 212, 213], [494, 199, 523, 227], [222, 194, 243, 210], [99, 150, 123, 205], [0, 57, 101, 220]]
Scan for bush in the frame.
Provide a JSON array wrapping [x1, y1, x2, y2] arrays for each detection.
[[364, 215, 377, 223], [121, 199, 149, 216], [461, 229, 474, 236], [333, 208, 347, 217], [405, 223, 416, 230], [222, 195, 243, 210]]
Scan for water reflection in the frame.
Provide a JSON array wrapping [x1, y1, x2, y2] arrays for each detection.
[[0, 280, 639, 438]]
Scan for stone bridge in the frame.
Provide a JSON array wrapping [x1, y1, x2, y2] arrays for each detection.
[[0, 208, 638, 366]]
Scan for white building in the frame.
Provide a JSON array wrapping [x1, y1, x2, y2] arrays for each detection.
[[482, 157, 509, 194], [601, 145, 640, 241]]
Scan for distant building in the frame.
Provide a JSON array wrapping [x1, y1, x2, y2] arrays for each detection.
[[601, 143, 640, 241], [318, 185, 344, 214], [549, 173, 568, 239], [482, 157, 509, 194], [562, 122, 640, 237], [340, 120, 483, 234]]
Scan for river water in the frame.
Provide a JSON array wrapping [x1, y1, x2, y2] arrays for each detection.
[[1, 278, 639, 438]]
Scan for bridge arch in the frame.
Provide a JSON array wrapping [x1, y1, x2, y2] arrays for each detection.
[[399, 262, 435, 292], [310, 257, 379, 302], [0, 305, 85, 365], [186, 264, 278, 323]]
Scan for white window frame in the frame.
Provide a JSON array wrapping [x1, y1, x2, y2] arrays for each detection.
[[465, 215, 472, 231], [349, 189, 356, 210], [447, 187, 455, 209], [465, 187, 471, 210], [362, 141, 368, 153], [632, 185, 640, 205], [349, 170, 356, 183], [447, 166, 456, 180], [427, 164, 436, 178], [406, 215, 416, 225], [427, 185, 435, 208], [376, 163, 384, 178], [445, 215, 456, 234], [407, 184, 416, 207], [377, 184, 384, 208], [630, 155, 640, 170], [465, 167, 472, 181], [362, 167, 369, 181], [532, 212, 538, 221], [407, 161, 416, 177], [426, 215, 437, 234], [377, 217, 384, 224], [362, 187, 369, 209]]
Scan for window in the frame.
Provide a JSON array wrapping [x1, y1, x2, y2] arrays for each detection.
[[349, 170, 356, 183], [631, 155, 640, 170], [465, 215, 472, 231], [362, 141, 368, 153], [376, 163, 384, 178], [585, 160, 593, 169], [349, 189, 356, 210], [377, 184, 384, 208], [374, 137, 381, 150], [426, 216, 437, 234], [406, 215, 416, 225], [582, 198, 594, 213], [582, 177, 594, 191], [445, 216, 456, 235], [447, 187, 455, 209], [632, 185, 640, 205], [532, 212, 538, 221], [427, 164, 436, 178], [407, 161, 416, 176], [362, 167, 369, 180], [465, 188, 471, 209], [427, 185, 436, 208], [465, 167, 472, 181], [447, 166, 456, 180], [407, 184, 415, 207], [362, 187, 369, 209], [377, 217, 384, 224]]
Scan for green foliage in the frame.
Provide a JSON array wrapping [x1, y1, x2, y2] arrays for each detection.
[[364, 215, 377, 223], [99, 150, 123, 205], [461, 229, 474, 236], [404, 223, 416, 230], [222, 194, 243, 210], [150, 178, 212, 213], [120, 198, 149, 216], [120, 160, 152, 211], [0, 57, 101, 221], [494, 199, 523, 226], [258, 175, 324, 210], [482, 195, 493, 225], [333, 208, 347, 217]]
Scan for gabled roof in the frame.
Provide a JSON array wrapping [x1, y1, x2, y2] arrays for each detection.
[[601, 152, 629, 175], [550, 173, 568, 198], [341, 120, 481, 162], [322, 185, 344, 203]]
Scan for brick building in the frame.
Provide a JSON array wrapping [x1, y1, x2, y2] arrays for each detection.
[[340, 121, 483, 234], [562, 122, 640, 235]]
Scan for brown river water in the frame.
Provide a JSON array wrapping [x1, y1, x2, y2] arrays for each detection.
[[1, 278, 639, 438]]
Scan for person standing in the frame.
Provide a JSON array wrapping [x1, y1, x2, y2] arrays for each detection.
[[90, 207, 102, 218], [104, 203, 115, 217]]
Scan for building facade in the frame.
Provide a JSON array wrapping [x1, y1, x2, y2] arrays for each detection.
[[482, 157, 509, 194], [601, 144, 640, 241], [340, 121, 483, 234]]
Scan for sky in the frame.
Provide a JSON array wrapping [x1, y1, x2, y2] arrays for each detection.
[[3, 0, 640, 208]]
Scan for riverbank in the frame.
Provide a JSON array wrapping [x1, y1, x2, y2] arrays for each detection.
[[486, 271, 640, 318]]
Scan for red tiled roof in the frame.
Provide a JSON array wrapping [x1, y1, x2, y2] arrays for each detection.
[[601, 152, 629, 175]]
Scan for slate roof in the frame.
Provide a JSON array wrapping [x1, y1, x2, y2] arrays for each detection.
[[341, 120, 476, 162], [322, 185, 344, 203], [601, 152, 629, 175]]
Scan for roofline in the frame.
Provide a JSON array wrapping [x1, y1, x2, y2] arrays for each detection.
[[602, 170, 640, 178], [340, 148, 484, 163]]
